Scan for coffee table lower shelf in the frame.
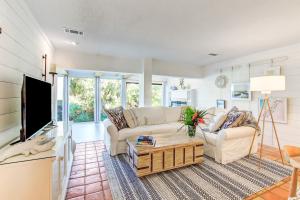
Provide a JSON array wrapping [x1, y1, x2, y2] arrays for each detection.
[[127, 143, 204, 177]]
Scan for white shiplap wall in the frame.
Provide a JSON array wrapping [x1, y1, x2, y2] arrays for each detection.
[[0, 0, 54, 148], [197, 43, 300, 147]]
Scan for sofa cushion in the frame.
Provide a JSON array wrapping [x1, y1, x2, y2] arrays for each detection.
[[133, 107, 166, 126], [104, 107, 128, 131], [123, 109, 139, 128], [164, 107, 182, 123], [117, 122, 183, 141], [203, 132, 218, 146]]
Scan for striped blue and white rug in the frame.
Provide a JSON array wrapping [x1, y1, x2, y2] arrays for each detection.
[[103, 153, 291, 200]]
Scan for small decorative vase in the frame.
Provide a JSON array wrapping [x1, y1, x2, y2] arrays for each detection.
[[187, 125, 196, 137]]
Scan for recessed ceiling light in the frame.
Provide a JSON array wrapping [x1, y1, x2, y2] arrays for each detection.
[[65, 41, 78, 46], [71, 41, 78, 46], [208, 53, 219, 56]]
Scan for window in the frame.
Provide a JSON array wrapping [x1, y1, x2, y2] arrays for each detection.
[[126, 82, 140, 108], [69, 78, 95, 122], [56, 76, 64, 121], [100, 79, 121, 120], [152, 83, 163, 107]]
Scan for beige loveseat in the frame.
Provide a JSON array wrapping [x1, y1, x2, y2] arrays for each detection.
[[103, 106, 258, 164]]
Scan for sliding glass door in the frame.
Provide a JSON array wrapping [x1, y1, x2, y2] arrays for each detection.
[[152, 83, 163, 107], [63, 75, 166, 123], [100, 79, 121, 120], [69, 78, 95, 122], [126, 82, 140, 108]]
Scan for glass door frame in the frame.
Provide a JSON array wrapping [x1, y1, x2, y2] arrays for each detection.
[[62, 73, 166, 123]]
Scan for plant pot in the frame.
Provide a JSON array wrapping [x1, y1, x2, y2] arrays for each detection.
[[187, 125, 196, 137]]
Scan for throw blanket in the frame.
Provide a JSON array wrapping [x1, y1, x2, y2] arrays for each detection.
[[240, 111, 261, 134]]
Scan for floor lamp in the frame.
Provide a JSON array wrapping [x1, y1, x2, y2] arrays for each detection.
[[248, 75, 286, 167]]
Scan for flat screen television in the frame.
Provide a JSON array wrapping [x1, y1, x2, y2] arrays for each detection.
[[20, 75, 52, 141]]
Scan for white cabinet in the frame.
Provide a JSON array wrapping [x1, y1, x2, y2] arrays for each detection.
[[169, 89, 198, 107], [0, 123, 73, 200]]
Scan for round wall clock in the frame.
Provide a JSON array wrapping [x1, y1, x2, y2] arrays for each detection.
[[215, 75, 227, 88]]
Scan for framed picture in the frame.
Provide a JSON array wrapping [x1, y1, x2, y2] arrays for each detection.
[[258, 97, 288, 124], [216, 99, 226, 109], [231, 82, 251, 101]]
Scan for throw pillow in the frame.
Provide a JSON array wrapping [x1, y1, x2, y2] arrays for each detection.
[[208, 112, 227, 132], [239, 110, 260, 131], [104, 107, 129, 131], [123, 109, 138, 128], [221, 107, 245, 129]]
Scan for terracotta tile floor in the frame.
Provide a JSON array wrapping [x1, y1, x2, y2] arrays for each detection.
[[66, 141, 112, 200], [66, 141, 298, 200]]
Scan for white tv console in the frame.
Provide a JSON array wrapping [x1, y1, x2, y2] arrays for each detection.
[[0, 122, 74, 200]]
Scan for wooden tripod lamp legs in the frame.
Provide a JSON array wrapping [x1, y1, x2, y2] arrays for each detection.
[[266, 98, 284, 165], [248, 96, 284, 166], [284, 146, 300, 198], [290, 168, 298, 197], [248, 98, 266, 157]]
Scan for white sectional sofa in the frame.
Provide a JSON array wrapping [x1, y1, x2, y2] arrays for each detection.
[[103, 106, 258, 164]]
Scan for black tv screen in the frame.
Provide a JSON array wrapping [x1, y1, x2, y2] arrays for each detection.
[[21, 75, 52, 141]]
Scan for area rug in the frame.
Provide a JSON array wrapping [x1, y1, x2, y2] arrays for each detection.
[[103, 153, 292, 200]]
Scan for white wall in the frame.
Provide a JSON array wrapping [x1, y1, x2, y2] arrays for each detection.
[[152, 59, 203, 78], [0, 0, 54, 148], [198, 43, 300, 147], [166, 77, 202, 90], [54, 49, 203, 78]]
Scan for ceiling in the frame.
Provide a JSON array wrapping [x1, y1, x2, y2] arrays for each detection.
[[25, 0, 300, 66]]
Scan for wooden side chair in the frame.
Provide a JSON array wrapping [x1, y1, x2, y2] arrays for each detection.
[[284, 145, 300, 198]]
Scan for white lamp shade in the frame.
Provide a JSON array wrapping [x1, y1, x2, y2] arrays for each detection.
[[50, 64, 57, 73], [250, 76, 285, 94]]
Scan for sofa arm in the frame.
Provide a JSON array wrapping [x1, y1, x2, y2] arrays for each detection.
[[219, 126, 256, 140], [103, 119, 118, 140]]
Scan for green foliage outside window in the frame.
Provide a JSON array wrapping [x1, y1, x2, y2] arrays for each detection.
[[69, 78, 95, 122], [101, 79, 121, 109], [152, 84, 163, 107], [100, 79, 121, 121], [68, 78, 164, 122], [126, 83, 139, 108]]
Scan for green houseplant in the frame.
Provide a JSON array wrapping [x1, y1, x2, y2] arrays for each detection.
[[183, 107, 207, 137]]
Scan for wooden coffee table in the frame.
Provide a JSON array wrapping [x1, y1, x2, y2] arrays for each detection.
[[126, 133, 204, 177]]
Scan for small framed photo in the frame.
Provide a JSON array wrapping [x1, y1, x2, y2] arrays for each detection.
[[216, 99, 226, 109], [231, 82, 251, 101]]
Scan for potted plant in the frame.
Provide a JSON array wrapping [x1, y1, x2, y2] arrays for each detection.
[[183, 107, 207, 137]]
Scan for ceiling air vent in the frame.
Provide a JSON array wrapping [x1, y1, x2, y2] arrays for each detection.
[[208, 53, 219, 56], [64, 27, 84, 36]]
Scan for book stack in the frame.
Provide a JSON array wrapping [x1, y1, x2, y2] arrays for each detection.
[[136, 136, 156, 147]]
